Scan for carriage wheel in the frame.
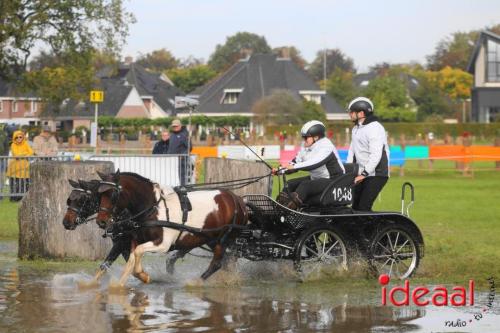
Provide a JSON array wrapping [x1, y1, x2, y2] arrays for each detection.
[[369, 226, 420, 280], [294, 225, 348, 279]]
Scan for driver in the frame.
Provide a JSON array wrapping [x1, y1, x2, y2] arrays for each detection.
[[274, 120, 344, 209]]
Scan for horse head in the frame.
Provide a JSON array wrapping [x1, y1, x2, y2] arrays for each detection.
[[62, 179, 100, 230], [95, 169, 122, 229]]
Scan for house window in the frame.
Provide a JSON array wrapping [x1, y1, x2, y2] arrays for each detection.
[[221, 89, 243, 104], [12, 101, 18, 113], [302, 94, 322, 104], [0, 101, 3, 113], [31, 101, 37, 114], [487, 39, 500, 82]]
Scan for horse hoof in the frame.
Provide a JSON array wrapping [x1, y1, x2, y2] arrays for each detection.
[[135, 272, 151, 284]]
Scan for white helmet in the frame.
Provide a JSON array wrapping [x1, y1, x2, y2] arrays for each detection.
[[300, 120, 326, 138], [348, 97, 374, 114]]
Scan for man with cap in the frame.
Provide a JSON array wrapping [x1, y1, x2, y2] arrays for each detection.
[[33, 125, 58, 157], [167, 119, 191, 185]]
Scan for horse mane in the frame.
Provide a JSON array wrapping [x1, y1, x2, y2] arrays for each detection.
[[119, 172, 154, 186]]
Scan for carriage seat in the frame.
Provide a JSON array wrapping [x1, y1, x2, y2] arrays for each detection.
[[306, 163, 358, 207]]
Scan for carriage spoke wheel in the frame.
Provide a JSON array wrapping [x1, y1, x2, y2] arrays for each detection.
[[370, 227, 419, 280], [294, 226, 347, 279]]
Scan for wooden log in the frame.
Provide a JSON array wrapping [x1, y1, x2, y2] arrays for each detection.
[[18, 161, 114, 260], [204, 157, 272, 196]]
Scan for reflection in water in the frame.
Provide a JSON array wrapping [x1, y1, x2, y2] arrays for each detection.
[[0, 242, 498, 332]]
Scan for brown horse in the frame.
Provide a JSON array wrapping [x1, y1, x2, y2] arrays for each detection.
[[95, 170, 248, 286]]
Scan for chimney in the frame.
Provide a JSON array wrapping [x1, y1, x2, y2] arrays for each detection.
[[240, 48, 253, 60], [124, 56, 133, 65]]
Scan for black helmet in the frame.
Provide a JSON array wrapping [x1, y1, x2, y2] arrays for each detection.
[[301, 120, 325, 138], [348, 97, 374, 114]]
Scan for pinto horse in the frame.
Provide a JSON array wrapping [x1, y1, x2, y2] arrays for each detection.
[[62, 179, 132, 283], [95, 170, 248, 286]]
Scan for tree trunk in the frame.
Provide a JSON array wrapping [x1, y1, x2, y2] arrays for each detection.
[[18, 161, 114, 260], [204, 158, 272, 196]]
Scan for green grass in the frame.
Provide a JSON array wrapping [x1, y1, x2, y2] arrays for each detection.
[[0, 199, 19, 240]]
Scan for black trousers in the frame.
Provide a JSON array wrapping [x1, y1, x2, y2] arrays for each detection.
[[9, 177, 30, 201], [352, 176, 388, 211], [287, 176, 333, 203]]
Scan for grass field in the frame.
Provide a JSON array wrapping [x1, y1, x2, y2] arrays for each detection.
[[0, 199, 19, 240], [1, 160, 499, 286]]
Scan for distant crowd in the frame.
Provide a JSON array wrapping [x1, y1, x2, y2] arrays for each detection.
[[0, 124, 59, 201]]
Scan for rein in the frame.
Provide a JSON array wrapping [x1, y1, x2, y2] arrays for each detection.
[[183, 173, 272, 192]]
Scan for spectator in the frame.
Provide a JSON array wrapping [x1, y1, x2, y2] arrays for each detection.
[[6, 130, 33, 201], [152, 130, 170, 154], [33, 125, 58, 157], [0, 124, 10, 199], [167, 119, 191, 185]]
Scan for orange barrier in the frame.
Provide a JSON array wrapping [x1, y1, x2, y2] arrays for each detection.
[[429, 145, 500, 162], [470, 146, 500, 161], [192, 146, 218, 158]]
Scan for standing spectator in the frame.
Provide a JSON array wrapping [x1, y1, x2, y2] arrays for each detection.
[[167, 119, 191, 185], [33, 125, 58, 157], [6, 130, 33, 201], [0, 124, 10, 199], [152, 130, 170, 154]]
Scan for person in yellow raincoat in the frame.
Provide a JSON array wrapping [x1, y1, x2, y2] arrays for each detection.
[[6, 130, 33, 201]]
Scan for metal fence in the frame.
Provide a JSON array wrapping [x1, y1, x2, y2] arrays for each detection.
[[0, 154, 193, 199], [88, 154, 194, 187], [0, 156, 72, 199]]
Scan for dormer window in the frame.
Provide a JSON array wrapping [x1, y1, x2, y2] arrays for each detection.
[[487, 39, 500, 82], [299, 90, 325, 105], [221, 88, 243, 104]]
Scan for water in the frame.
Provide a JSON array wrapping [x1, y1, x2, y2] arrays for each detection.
[[0, 241, 498, 332]]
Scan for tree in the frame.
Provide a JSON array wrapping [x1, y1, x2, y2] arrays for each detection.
[[166, 65, 217, 93], [427, 24, 500, 71], [411, 71, 452, 121], [208, 32, 272, 73], [325, 68, 358, 108], [361, 75, 416, 122], [252, 90, 304, 125], [273, 46, 307, 69], [0, 0, 134, 79], [301, 101, 327, 123], [308, 48, 355, 82], [428, 66, 473, 101], [136, 48, 179, 72]]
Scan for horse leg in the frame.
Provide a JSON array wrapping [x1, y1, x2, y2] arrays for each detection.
[[114, 240, 137, 287], [166, 249, 188, 275], [133, 240, 172, 284], [201, 243, 226, 280]]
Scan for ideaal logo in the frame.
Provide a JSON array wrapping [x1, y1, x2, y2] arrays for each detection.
[[379, 275, 496, 328], [379, 274, 474, 306]]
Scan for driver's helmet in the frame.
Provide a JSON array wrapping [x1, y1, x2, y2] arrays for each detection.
[[347, 97, 374, 114], [300, 120, 326, 138]]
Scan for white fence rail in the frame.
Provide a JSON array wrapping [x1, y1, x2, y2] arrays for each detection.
[[0, 154, 193, 198]]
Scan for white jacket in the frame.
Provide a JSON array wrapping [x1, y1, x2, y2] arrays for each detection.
[[291, 137, 345, 179], [347, 116, 390, 177]]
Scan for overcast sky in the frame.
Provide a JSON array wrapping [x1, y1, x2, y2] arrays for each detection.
[[122, 0, 500, 72]]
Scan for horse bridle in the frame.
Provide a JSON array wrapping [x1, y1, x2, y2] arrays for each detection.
[[66, 188, 100, 226], [97, 179, 163, 232], [98, 181, 122, 217]]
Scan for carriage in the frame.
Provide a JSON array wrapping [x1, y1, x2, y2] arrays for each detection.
[[64, 163, 424, 286], [230, 164, 424, 280]]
